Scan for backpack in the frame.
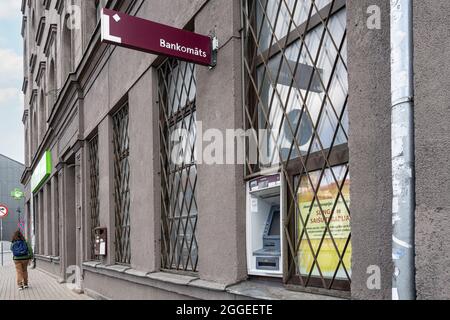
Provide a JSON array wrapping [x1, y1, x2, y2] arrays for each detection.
[[12, 240, 29, 257]]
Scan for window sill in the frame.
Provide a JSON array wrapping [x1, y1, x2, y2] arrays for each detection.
[[82, 262, 344, 300], [227, 280, 345, 300], [82, 262, 223, 291], [35, 254, 60, 264]]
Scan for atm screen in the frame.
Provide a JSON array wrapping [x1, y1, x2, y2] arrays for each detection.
[[268, 210, 280, 236]]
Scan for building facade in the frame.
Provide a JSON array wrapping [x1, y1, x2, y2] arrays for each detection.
[[0, 154, 25, 243], [20, 0, 450, 300]]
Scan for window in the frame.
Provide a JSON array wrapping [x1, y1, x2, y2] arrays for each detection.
[[112, 104, 131, 265], [48, 59, 56, 114], [45, 182, 52, 256], [25, 125, 29, 166], [95, 0, 102, 24], [32, 105, 38, 156], [39, 91, 45, 140], [88, 135, 100, 260], [242, 0, 350, 291], [53, 174, 59, 257], [33, 194, 39, 254], [62, 14, 73, 80], [158, 59, 199, 273]]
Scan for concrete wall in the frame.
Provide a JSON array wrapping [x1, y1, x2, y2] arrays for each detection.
[[347, 0, 393, 300], [35, 257, 61, 278], [128, 68, 161, 272], [83, 270, 194, 300], [413, 0, 450, 300], [195, 0, 247, 285]]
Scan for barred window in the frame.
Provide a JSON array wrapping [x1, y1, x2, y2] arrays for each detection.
[[88, 135, 100, 260], [112, 105, 131, 265], [243, 0, 350, 291], [158, 59, 199, 273]]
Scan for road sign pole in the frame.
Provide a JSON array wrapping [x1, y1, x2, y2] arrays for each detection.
[[0, 204, 11, 267]]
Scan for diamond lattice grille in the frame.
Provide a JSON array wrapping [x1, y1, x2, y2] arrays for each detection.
[[88, 135, 100, 260], [242, 0, 351, 290], [158, 59, 199, 273], [113, 105, 131, 265]]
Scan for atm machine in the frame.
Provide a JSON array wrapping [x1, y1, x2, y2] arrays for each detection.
[[246, 174, 283, 277]]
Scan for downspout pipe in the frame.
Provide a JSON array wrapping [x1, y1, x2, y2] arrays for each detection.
[[390, 0, 416, 300]]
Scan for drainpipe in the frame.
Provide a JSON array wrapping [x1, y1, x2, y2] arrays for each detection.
[[390, 0, 416, 300]]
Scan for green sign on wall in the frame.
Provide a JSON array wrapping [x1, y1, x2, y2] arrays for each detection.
[[31, 151, 52, 194], [11, 188, 25, 201]]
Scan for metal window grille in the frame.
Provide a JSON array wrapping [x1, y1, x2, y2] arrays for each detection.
[[242, 0, 351, 291], [112, 105, 131, 265], [88, 135, 100, 260], [158, 58, 199, 273], [54, 175, 59, 257]]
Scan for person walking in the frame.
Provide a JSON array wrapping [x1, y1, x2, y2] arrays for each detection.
[[10, 230, 33, 291]]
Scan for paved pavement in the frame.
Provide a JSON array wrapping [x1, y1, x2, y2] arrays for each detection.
[[0, 252, 91, 300]]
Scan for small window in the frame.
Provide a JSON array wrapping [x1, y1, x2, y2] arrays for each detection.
[[88, 135, 100, 260], [112, 104, 131, 265], [158, 59, 199, 273]]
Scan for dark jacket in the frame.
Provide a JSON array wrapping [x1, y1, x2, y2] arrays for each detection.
[[10, 240, 34, 261]]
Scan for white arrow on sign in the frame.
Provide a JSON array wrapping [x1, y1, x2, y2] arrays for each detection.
[[0, 205, 9, 218]]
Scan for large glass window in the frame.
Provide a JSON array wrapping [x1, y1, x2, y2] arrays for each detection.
[[158, 59, 199, 273], [243, 0, 350, 291]]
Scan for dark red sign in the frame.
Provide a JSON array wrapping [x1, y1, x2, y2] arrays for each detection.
[[101, 8, 214, 66]]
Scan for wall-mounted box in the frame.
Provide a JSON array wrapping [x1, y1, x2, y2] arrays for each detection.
[[94, 227, 107, 256]]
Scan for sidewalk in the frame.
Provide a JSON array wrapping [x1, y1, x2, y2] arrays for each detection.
[[0, 252, 91, 300]]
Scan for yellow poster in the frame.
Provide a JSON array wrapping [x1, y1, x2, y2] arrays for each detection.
[[297, 166, 351, 280]]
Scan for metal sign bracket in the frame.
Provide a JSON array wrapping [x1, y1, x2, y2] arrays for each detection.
[[210, 36, 219, 69]]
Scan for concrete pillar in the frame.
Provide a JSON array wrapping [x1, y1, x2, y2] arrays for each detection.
[[195, 0, 247, 284], [347, 0, 392, 299], [413, 0, 450, 300], [128, 68, 161, 272], [98, 117, 115, 265]]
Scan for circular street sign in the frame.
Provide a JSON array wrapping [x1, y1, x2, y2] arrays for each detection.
[[0, 204, 9, 218]]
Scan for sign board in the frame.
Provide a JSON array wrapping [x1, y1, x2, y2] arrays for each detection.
[[0, 205, 8, 219], [101, 8, 217, 66], [297, 167, 351, 280], [31, 150, 52, 194], [11, 188, 25, 201]]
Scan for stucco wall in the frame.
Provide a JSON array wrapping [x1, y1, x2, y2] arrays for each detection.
[[347, 0, 393, 300], [413, 0, 450, 300], [83, 270, 195, 300], [195, 0, 247, 285]]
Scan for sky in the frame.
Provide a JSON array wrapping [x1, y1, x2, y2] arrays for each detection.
[[0, 0, 24, 164]]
